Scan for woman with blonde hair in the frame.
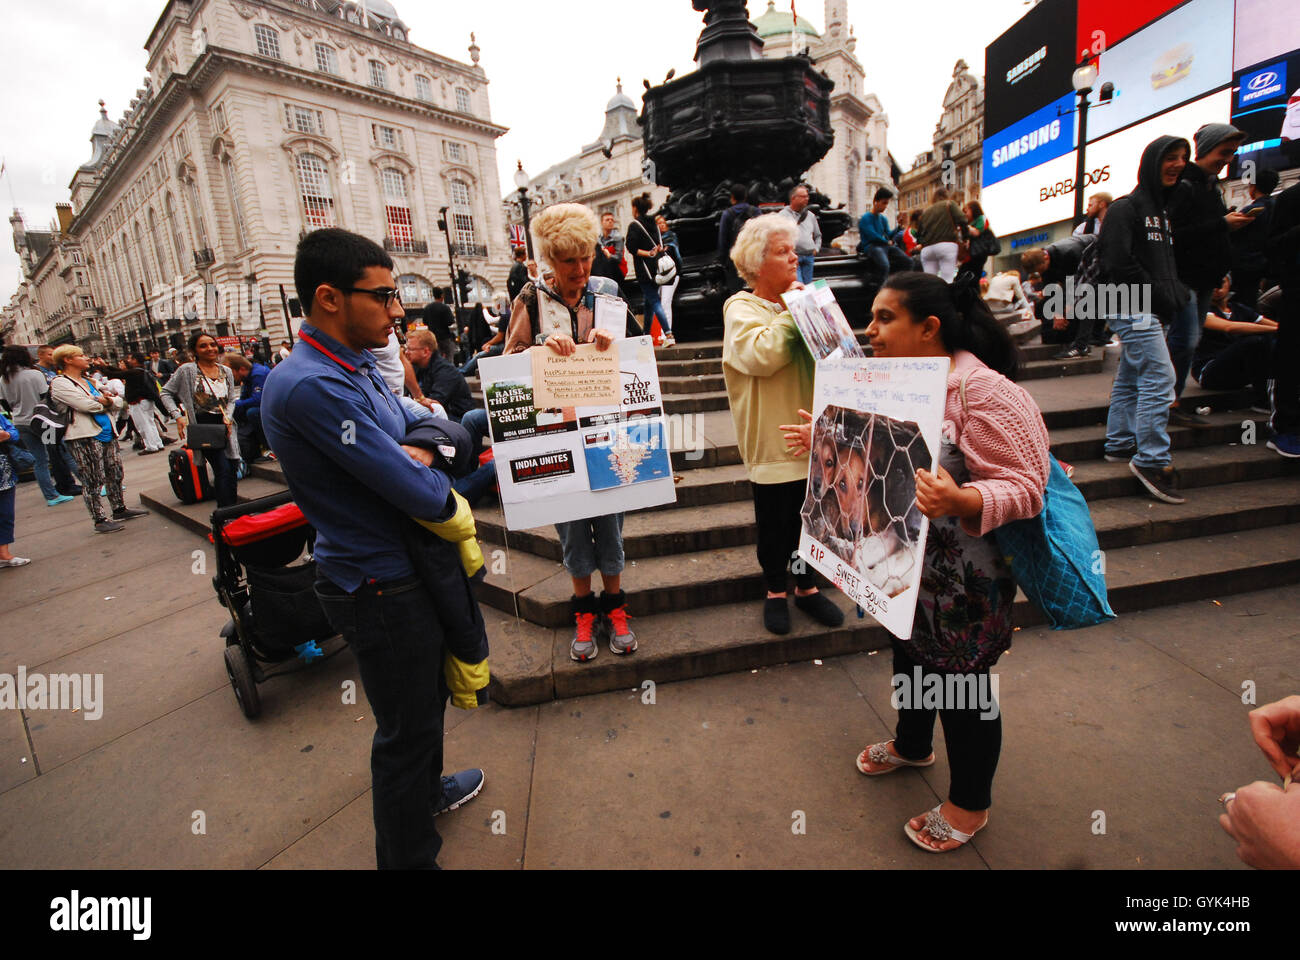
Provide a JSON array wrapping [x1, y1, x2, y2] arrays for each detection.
[[723, 213, 844, 635], [49, 345, 150, 533], [503, 203, 642, 662]]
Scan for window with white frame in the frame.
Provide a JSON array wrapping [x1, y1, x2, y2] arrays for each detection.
[[414, 75, 432, 101], [454, 87, 471, 113], [79, 296, 94, 310], [132, 223, 153, 287], [222, 157, 249, 251], [285, 104, 324, 135], [184, 177, 209, 249], [369, 60, 388, 89], [444, 141, 466, 163], [296, 153, 335, 229], [176, 128, 189, 155], [315, 43, 339, 75], [253, 24, 281, 59], [109, 244, 126, 305], [147, 208, 170, 277], [212, 103, 228, 131], [372, 123, 402, 151], [71, 249, 84, 264], [381, 169, 413, 247], [165, 192, 187, 269], [449, 179, 476, 248]]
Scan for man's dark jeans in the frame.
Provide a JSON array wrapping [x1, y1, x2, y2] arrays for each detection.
[[315, 574, 448, 869], [1274, 284, 1300, 436]]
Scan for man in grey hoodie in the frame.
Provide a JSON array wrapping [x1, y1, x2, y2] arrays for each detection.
[[1098, 134, 1193, 505]]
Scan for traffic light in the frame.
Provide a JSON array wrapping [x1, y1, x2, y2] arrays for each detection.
[[456, 268, 472, 304]]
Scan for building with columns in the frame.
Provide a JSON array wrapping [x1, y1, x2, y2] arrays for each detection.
[[506, 1, 898, 254], [752, 0, 900, 235], [504, 82, 670, 259], [897, 59, 985, 222], [55, 0, 510, 358]]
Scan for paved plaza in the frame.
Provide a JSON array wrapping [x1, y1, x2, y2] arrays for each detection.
[[0, 446, 1295, 869]]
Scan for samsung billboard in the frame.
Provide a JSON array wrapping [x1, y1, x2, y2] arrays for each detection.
[[983, 94, 1078, 188], [1086, 0, 1235, 142], [984, 0, 1078, 134], [982, 91, 1231, 237]]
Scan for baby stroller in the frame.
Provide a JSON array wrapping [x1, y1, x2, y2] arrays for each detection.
[[211, 490, 345, 719]]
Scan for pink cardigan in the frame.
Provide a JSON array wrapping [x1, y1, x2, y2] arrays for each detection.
[[945, 350, 1051, 537]]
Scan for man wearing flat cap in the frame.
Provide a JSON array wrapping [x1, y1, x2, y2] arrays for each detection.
[[1167, 123, 1254, 427]]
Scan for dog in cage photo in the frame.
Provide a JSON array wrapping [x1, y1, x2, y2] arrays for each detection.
[[801, 406, 932, 599]]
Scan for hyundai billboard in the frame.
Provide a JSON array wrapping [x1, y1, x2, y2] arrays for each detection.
[[1232, 49, 1300, 173]]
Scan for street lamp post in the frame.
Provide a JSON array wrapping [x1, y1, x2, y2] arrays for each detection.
[[1068, 60, 1113, 228], [437, 205, 460, 310], [513, 161, 535, 260]]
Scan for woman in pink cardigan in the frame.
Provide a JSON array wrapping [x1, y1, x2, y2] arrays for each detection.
[[786, 272, 1050, 853]]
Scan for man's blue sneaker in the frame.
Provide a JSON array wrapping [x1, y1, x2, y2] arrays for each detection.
[[46, 495, 74, 507], [433, 768, 485, 816], [1266, 434, 1300, 459]]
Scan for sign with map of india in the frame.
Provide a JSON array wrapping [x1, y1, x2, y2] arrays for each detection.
[[476, 336, 677, 530]]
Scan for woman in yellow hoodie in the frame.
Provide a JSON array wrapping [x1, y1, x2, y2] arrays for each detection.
[[723, 215, 845, 635]]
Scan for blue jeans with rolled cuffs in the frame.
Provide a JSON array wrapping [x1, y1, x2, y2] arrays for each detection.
[[797, 255, 816, 285], [555, 513, 625, 579], [1105, 313, 1176, 468]]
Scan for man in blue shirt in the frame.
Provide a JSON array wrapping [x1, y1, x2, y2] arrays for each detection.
[[262, 228, 485, 869], [858, 188, 912, 280], [226, 354, 270, 462]]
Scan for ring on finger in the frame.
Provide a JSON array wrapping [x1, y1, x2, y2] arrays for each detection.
[[1218, 792, 1236, 806]]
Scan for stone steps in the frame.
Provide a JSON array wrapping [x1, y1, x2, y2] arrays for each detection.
[[486, 521, 1300, 704]]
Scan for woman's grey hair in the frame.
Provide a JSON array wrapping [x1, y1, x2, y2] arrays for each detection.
[[730, 214, 798, 287]]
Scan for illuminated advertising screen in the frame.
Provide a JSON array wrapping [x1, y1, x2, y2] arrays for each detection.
[[1234, 0, 1300, 71], [1086, 0, 1235, 142], [1231, 50, 1300, 173], [1076, 0, 1184, 64], [983, 93, 1078, 188], [984, 0, 1078, 134], [982, 91, 1231, 237]]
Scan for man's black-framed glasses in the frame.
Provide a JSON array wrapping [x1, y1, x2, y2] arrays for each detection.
[[336, 285, 402, 309]]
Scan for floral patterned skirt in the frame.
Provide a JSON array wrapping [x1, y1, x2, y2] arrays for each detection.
[[901, 438, 1016, 673]]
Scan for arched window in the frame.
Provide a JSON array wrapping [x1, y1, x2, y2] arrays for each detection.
[[315, 43, 339, 75], [108, 244, 125, 307], [183, 177, 210, 251], [165, 192, 187, 270], [253, 24, 281, 59], [448, 179, 476, 250], [120, 232, 140, 294], [148, 207, 171, 278], [221, 155, 249, 251], [381, 169, 413, 249], [132, 222, 154, 288], [398, 274, 433, 304], [296, 153, 335, 229]]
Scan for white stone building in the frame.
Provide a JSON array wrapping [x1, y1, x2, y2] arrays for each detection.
[[753, 0, 900, 234], [63, 0, 510, 356], [897, 59, 985, 222], [504, 82, 669, 259], [506, 1, 898, 251]]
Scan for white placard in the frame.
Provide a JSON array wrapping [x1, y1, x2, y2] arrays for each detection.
[[477, 336, 677, 530], [798, 356, 950, 640]]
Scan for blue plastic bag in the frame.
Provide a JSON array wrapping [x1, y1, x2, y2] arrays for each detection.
[[994, 456, 1116, 630]]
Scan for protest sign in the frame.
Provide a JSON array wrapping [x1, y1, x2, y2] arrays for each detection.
[[798, 356, 949, 640], [782, 280, 866, 361], [477, 336, 676, 530], [530, 343, 621, 408]]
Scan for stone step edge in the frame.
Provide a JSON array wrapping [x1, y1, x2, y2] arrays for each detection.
[[489, 542, 1300, 705]]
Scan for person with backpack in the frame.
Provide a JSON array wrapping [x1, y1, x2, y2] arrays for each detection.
[[1097, 134, 1194, 504], [627, 193, 679, 347], [0, 346, 77, 506], [783, 271, 1049, 853], [718, 183, 760, 279]]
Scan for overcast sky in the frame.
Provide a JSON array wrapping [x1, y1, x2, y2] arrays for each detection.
[[0, 0, 1035, 303]]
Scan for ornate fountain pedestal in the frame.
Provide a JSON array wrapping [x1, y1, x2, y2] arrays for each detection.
[[641, 0, 875, 339]]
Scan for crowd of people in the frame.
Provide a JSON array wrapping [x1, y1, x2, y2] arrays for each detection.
[[1, 114, 1295, 870]]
